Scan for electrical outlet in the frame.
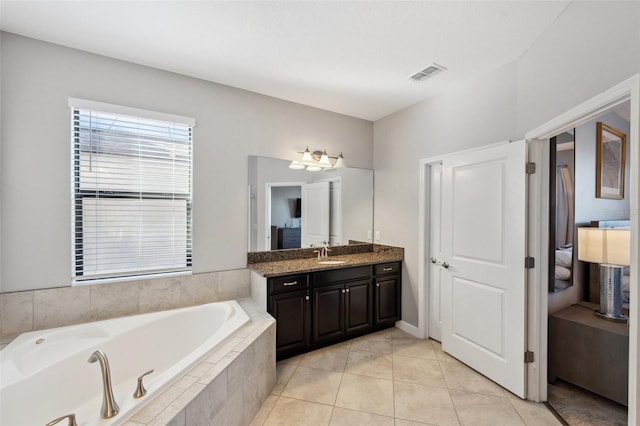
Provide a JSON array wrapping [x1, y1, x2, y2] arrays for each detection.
[[375, 231, 381, 241]]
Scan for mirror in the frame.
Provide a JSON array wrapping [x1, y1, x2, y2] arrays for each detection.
[[248, 156, 373, 251], [549, 132, 575, 292]]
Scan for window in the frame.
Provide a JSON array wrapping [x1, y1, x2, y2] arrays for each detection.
[[71, 99, 194, 282]]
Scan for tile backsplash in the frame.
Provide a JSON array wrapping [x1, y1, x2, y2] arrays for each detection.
[[0, 269, 250, 339]]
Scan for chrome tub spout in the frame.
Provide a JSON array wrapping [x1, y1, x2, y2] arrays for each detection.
[[87, 350, 120, 418]]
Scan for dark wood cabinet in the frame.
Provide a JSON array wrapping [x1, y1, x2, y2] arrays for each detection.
[[313, 279, 372, 343], [373, 262, 401, 326], [269, 289, 310, 356], [268, 261, 401, 359]]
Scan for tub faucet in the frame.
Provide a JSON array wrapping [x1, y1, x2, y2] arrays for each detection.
[[88, 350, 120, 419], [46, 413, 78, 426]]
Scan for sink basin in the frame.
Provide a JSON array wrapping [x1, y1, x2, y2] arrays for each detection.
[[318, 260, 346, 265]]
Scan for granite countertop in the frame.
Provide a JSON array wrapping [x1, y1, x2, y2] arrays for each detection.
[[248, 250, 403, 277]]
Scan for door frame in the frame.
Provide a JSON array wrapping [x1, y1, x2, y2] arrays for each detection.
[[417, 74, 639, 415], [265, 181, 305, 250]]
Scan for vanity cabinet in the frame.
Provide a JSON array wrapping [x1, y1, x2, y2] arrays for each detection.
[[373, 262, 401, 326], [267, 274, 310, 355], [267, 262, 400, 359]]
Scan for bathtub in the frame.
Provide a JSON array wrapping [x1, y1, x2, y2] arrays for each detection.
[[0, 300, 250, 426]]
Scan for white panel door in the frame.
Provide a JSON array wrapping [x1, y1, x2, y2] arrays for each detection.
[[440, 140, 527, 398], [429, 163, 444, 341], [329, 180, 342, 246], [301, 181, 330, 247]]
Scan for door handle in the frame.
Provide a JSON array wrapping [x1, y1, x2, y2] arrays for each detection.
[[442, 261, 450, 269], [430, 257, 437, 264]]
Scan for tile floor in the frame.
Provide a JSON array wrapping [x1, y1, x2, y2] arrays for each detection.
[[250, 328, 562, 426]]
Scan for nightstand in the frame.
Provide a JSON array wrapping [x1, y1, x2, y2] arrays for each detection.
[[548, 302, 629, 406]]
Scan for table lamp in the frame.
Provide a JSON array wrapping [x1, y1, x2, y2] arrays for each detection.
[[578, 227, 630, 322]]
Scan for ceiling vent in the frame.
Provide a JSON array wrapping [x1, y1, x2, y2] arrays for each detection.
[[409, 63, 447, 82]]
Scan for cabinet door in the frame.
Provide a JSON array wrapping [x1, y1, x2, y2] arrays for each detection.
[[375, 276, 400, 325], [269, 289, 310, 355], [345, 280, 372, 335], [313, 283, 345, 343]]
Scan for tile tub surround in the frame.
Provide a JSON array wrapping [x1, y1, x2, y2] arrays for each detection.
[[247, 244, 403, 277], [124, 298, 276, 426], [0, 269, 251, 340], [251, 328, 561, 426]]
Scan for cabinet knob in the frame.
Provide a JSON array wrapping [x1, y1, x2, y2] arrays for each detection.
[[346, 288, 350, 293], [376, 283, 380, 287], [305, 295, 309, 301], [341, 289, 346, 294]]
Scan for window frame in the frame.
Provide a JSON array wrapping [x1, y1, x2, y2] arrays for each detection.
[[69, 98, 196, 283]]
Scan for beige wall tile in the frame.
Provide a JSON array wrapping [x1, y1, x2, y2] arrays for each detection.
[[212, 388, 244, 426], [218, 269, 250, 300], [90, 281, 139, 321], [185, 370, 228, 424], [131, 375, 198, 424], [272, 363, 297, 395], [33, 286, 91, 329], [180, 272, 218, 307], [0, 291, 34, 336], [139, 277, 182, 313]]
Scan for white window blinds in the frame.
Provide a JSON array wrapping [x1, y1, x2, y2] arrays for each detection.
[[71, 102, 193, 281]]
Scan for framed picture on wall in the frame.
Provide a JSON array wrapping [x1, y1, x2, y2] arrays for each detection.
[[596, 122, 627, 199]]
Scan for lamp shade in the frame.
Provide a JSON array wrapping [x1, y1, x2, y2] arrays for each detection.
[[578, 228, 630, 266]]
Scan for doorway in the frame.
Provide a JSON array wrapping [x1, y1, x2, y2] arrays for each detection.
[[417, 74, 639, 425]]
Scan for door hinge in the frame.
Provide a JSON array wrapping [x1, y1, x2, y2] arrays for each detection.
[[524, 351, 535, 363], [525, 257, 535, 269], [526, 162, 536, 174]]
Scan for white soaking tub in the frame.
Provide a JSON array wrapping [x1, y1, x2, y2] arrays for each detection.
[[0, 300, 250, 426]]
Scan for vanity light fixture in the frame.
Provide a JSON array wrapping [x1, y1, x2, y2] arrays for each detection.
[[289, 147, 347, 171]]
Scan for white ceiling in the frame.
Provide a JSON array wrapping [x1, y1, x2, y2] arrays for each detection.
[[0, 1, 571, 121]]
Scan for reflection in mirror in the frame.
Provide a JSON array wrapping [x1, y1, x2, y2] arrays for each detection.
[[248, 156, 373, 252], [549, 132, 575, 292]]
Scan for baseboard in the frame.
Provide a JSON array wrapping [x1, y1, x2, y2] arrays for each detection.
[[395, 320, 420, 338]]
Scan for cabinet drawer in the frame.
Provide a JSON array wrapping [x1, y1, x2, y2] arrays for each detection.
[[269, 274, 309, 294], [374, 262, 400, 276], [313, 266, 371, 287]]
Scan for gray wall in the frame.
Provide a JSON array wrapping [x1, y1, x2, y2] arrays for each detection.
[[0, 33, 373, 292], [373, 0, 640, 326]]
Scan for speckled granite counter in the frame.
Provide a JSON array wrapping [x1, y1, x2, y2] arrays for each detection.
[[247, 244, 403, 277]]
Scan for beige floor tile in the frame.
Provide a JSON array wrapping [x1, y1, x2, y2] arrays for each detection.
[[329, 407, 394, 426], [350, 336, 393, 354], [450, 390, 524, 426], [392, 338, 438, 360], [335, 373, 394, 417], [281, 365, 343, 405], [280, 352, 305, 366], [345, 350, 393, 379], [394, 381, 460, 426], [439, 359, 505, 396], [389, 328, 415, 340], [250, 394, 279, 426], [394, 419, 433, 426], [355, 328, 394, 340], [393, 355, 446, 388], [264, 397, 333, 426], [430, 340, 464, 365], [272, 362, 297, 395], [508, 398, 562, 426], [300, 344, 351, 372]]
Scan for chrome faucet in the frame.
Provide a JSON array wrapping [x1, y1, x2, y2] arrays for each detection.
[[88, 350, 120, 418]]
